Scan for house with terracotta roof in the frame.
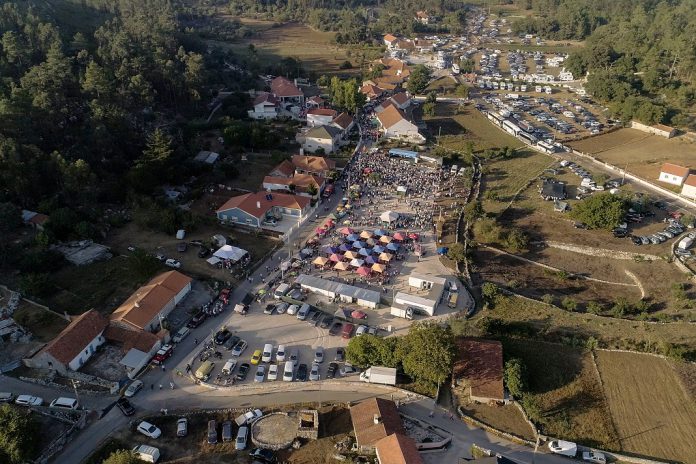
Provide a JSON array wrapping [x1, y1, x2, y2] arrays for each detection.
[[269, 159, 296, 178], [262, 173, 326, 199], [415, 10, 432, 24], [104, 325, 164, 379], [216, 191, 310, 229], [303, 125, 343, 153], [376, 105, 425, 144], [452, 338, 506, 402], [383, 34, 399, 48], [306, 108, 339, 127], [389, 92, 412, 110], [307, 95, 325, 109], [110, 271, 192, 332], [378, 58, 411, 80], [248, 92, 279, 119], [292, 155, 336, 177], [361, 83, 385, 101], [375, 433, 424, 464], [271, 76, 305, 107], [658, 163, 690, 186], [29, 310, 109, 374], [681, 174, 696, 199], [22, 210, 49, 231], [332, 112, 355, 136], [350, 398, 405, 450]]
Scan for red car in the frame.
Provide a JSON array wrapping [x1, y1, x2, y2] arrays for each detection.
[[152, 344, 174, 365], [341, 323, 355, 339]]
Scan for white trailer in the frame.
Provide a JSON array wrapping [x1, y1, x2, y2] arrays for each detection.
[[502, 120, 521, 136], [359, 366, 397, 385], [678, 236, 694, 250], [390, 306, 414, 320]]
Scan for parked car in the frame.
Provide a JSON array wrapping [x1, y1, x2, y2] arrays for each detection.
[[251, 349, 263, 365], [116, 398, 135, 416], [289, 349, 299, 366], [267, 363, 279, 381], [236, 363, 251, 381], [335, 348, 345, 362], [309, 310, 322, 325], [176, 418, 188, 437], [171, 327, 190, 343], [137, 421, 162, 439], [214, 329, 232, 345], [231, 340, 248, 357], [319, 315, 333, 329], [327, 362, 339, 379], [582, 451, 607, 463], [329, 321, 343, 336], [249, 448, 277, 464], [198, 247, 211, 258], [287, 304, 299, 315], [125, 380, 144, 398], [314, 347, 324, 363], [235, 426, 249, 450], [152, 344, 174, 365], [165, 258, 181, 268], [275, 302, 289, 314], [341, 363, 359, 376], [207, 420, 218, 444], [296, 304, 310, 320], [262, 343, 273, 363], [222, 421, 233, 442], [309, 363, 320, 381], [276, 344, 287, 362], [341, 323, 355, 339], [254, 365, 266, 382], [283, 361, 294, 382], [187, 310, 207, 328], [223, 335, 241, 351], [355, 325, 368, 336], [263, 304, 275, 315], [177, 242, 187, 252], [297, 363, 308, 382]]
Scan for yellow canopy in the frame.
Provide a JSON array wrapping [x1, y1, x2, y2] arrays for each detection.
[[379, 252, 392, 262], [379, 235, 392, 244], [371, 263, 386, 273], [312, 256, 329, 266], [360, 230, 373, 239], [334, 261, 350, 271], [344, 251, 358, 259]]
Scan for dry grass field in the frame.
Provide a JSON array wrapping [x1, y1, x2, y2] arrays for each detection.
[[569, 128, 696, 183], [457, 400, 536, 441], [220, 21, 358, 75], [596, 351, 696, 462]]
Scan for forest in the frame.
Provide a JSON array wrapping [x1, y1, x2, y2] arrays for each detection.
[[512, 0, 696, 127]]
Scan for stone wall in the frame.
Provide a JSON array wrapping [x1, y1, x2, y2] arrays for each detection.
[[297, 409, 319, 440]]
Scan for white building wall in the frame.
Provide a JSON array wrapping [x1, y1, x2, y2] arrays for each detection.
[[682, 184, 696, 199], [307, 114, 334, 127], [173, 283, 192, 305], [304, 137, 336, 153], [67, 333, 106, 371], [659, 172, 686, 186]]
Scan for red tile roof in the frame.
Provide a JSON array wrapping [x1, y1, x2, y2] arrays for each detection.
[[660, 163, 690, 178], [110, 271, 192, 331], [292, 155, 336, 173], [384, 34, 398, 43], [391, 92, 410, 106], [375, 433, 424, 464], [361, 83, 384, 98], [216, 191, 310, 218], [253, 92, 278, 106], [350, 398, 404, 448], [104, 325, 161, 353], [308, 95, 325, 105], [263, 173, 324, 189], [307, 108, 338, 117], [270, 160, 296, 178], [684, 174, 696, 188], [333, 112, 354, 130], [452, 338, 505, 400], [40, 310, 108, 365], [27, 213, 49, 225], [376, 105, 408, 130], [271, 76, 303, 98]]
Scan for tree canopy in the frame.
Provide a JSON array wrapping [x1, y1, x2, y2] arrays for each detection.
[[0, 404, 38, 464], [569, 193, 628, 230], [406, 65, 432, 95]]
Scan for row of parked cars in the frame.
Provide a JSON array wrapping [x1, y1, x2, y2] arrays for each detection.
[[1, 392, 80, 410]]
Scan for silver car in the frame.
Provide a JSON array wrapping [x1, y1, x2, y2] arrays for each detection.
[[309, 363, 321, 381]]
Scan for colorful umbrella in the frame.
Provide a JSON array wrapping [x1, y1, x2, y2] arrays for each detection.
[[379, 235, 393, 244], [339, 244, 351, 252], [437, 247, 449, 255], [379, 252, 392, 262], [360, 230, 373, 239], [352, 240, 367, 249], [408, 232, 419, 240], [344, 250, 358, 260], [380, 210, 399, 223], [334, 261, 350, 271], [329, 253, 343, 262], [366, 238, 377, 246], [392, 232, 406, 241], [312, 256, 329, 266], [358, 248, 371, 256], [340, 227, 354, 235], [374, 228, 388, 236], [355, 266, 371, 277], [324, 245, 340, 254], [372, 245, 385, 254], [371, 263, 386, 273], [315, 227, 326, 234], [349, 258, 365, 267], [346, 234, 360, 242], [386, 242, 400, 251], [365, 256, 377, 264], [327, 213, 337, 220]]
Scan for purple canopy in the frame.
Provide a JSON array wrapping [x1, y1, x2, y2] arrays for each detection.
[[339, 243, 351, 252], [323, 245, 340, 255], [365, 256, 377, 264]]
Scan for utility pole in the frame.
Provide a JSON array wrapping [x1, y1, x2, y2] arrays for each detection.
[[71, 379, 81, 409]]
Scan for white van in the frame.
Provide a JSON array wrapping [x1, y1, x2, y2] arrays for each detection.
[[261, 344, 273, 363], [274, 283, 290, 299], [283, 361, 294, 382], [235, 426, 249, 450], [222, 359, 237, 376], [133, 444, 160, 463], [49, 397, 79, 410], [296, 304, 310, 320]]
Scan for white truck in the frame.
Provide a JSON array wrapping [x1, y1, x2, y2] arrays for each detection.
[[390, 306, 414, 320], [677, 236, 694, 250], [359, 366, 397, 386], [547, 439, 577, 457]]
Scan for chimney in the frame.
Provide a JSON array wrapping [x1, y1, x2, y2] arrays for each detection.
[[373, 414, 381, 425], [256, 201, 261, 209]]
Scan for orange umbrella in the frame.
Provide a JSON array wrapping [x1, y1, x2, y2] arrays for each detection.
[[334, 261, 350, 271], [360, 230, 373, 239], [379, 252, 392, 262], [312, 256, 329, 266], [371, 263, 386, 273], [379, 235, 392, 244], [344, 250, 358, 260]]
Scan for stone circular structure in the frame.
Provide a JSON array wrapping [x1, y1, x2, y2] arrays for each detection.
[[251, 412, 298, 450]]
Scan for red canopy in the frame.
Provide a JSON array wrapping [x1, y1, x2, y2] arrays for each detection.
[[340, 227, 354, 235], [393, 232, 406, 241], [355, 266, 371, 277], [408, 232, 419, 240]]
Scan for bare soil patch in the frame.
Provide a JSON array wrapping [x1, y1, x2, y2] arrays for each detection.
[[596, 350, 696, 462], [456, 399, 535, 441]]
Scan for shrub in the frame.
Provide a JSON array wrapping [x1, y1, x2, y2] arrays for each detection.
[[541, 294, 554, 305], [561, 297, 578, 312], [586, 301, 603, 315]]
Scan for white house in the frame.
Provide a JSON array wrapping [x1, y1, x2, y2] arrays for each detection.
[[383, 34, 398, 48], [303, 125, 343, 153], [29, 310, 109, 374], [295, 274, 381, 309], [306, 108, 338, 127], [247, 92, 279, 119], [681, 175, 696, 199], [658, 163, 690, 186], [331, 112, 355, 138], [376, 105, 425, 144], [391, 273, 446, 316], [631, 121, 677, 138]]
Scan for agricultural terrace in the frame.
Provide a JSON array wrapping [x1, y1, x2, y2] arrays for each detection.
[[595, 350, 696, 463], [569, 128, 696, 185], [216, 20, 368, 75]]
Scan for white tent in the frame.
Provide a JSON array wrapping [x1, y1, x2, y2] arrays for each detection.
[[213, 245, 248, 262], [380, 210, 400, 223], [206, 256, 221, 266]]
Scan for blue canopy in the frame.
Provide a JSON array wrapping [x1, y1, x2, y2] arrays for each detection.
[[372, 245, 385, 254], [323, 245, 340, 255], [374, 229, 388, 236], [352, 240, 367, 249], [386, 242, 400, 251], [339, 244, 351, 252], [358, 248, 371, 256], [365, 256, 377, 264], [437, 247, 449, 255], [346, 234, 360, 242]]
